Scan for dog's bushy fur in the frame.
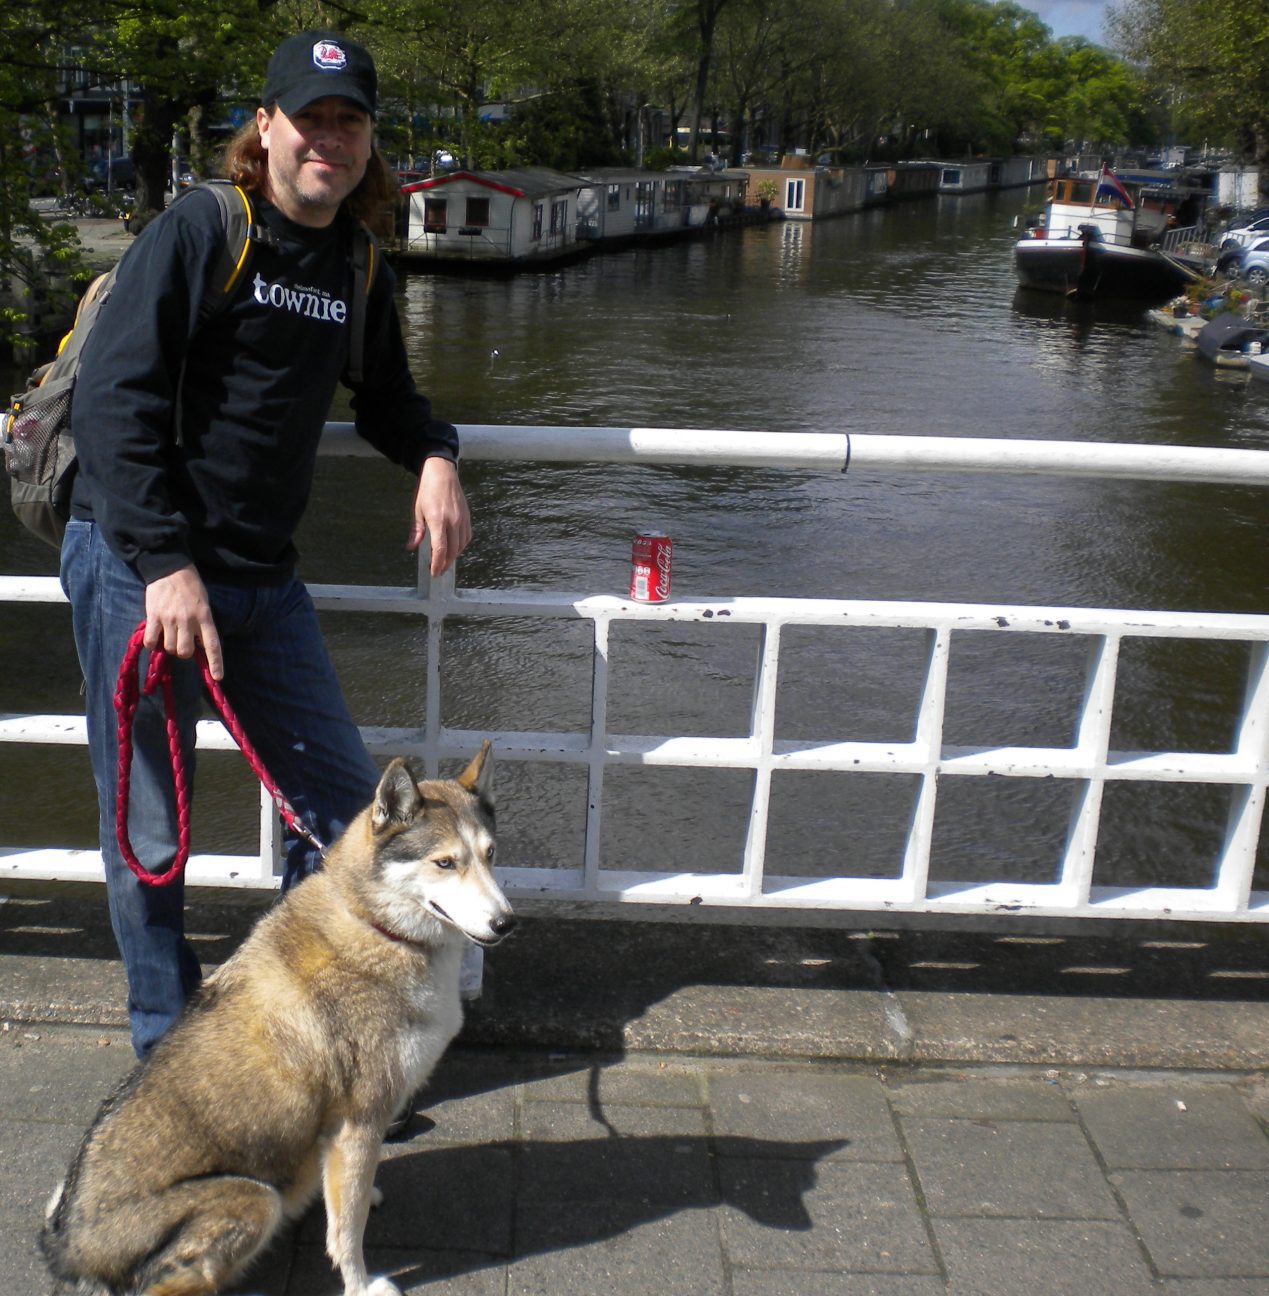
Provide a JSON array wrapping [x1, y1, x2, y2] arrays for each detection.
[[41, 745, 513, 1296]]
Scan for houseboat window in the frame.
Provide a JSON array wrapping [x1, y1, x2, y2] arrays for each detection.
[[942, 168, 961, 185], [549, 199, 568, 234], [785, 178, 805, 211], [607, 184, 620, 210], [664, 181, 682, 209], [423, 197, 447, 233], [532, 202, 543, 241], [465, 197, 491, 227]]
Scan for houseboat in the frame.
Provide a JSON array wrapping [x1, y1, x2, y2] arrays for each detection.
[[1014, 170, 1207, 300], [573, 168, 726, 244], [937, 160, 1001, 193], [399, 168, 585, 269]]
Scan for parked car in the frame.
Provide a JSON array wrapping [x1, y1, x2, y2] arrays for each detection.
[[1219, 210, 1269, 250], [88, 155, 135, 190], [1215, 235, 1269, 277], [1239, 241, 1269, 287]]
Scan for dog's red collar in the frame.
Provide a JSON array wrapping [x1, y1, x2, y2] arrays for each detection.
[[370, 920, 417, 946]]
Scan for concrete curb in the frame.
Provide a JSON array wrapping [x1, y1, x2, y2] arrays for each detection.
[[2, 884, 1266, 1072]]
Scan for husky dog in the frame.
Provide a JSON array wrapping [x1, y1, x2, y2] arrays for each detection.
[[42, 743, 514, 1296]]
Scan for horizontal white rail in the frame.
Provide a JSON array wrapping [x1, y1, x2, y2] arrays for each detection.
[[3, 428, 1267, 924], [326, 424, 1269, 486]]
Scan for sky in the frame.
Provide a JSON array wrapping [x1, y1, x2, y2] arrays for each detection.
[[1026, 1, 1111, 43]]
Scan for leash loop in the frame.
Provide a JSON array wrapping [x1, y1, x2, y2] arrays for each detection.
[[113, 621, 326, 888]]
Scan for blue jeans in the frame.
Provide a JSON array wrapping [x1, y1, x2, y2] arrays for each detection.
[[61, 519, 381, 1057]]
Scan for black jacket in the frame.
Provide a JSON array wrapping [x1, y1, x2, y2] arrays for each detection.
[[69, 186, 458, 584]]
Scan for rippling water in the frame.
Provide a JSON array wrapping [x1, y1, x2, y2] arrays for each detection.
[[3, 188, 1266, 894]]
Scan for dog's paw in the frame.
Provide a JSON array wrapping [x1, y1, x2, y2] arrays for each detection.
[[362, 1278, 403, 1296], [369, 1184, 384, 1209]]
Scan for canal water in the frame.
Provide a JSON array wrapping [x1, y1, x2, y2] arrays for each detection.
[[3, 187, 1266, 897]]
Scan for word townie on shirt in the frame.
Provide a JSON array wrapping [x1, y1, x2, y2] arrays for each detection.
[[251, 273, 348, 324]]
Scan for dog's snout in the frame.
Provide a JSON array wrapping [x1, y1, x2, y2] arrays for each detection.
[[490, 913, 517, 939]]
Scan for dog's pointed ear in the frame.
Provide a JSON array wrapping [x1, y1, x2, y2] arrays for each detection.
[[372, 758, 422, 832], [456, 739, 494, 806]]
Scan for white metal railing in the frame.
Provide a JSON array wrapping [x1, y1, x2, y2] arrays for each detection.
[[1159, 222, 1208, 254], [2, 428, 1267, 924]]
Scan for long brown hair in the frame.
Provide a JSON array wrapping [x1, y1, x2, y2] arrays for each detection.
[[221, 110, 397, 224]]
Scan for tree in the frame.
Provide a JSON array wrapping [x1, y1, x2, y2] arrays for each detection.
[[1109, 0, 1269, 201], [0, 2, 95, 353], [84, 0, 277, 222]]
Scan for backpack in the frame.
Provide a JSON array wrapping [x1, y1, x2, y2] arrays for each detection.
[[2, 180, 377, 549]]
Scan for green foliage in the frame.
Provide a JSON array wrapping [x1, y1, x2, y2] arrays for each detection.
[[494, 85, 623, 171], [0, 4, 91, 353], [1108, 0, 1269, 197], [643, 145, 690, 171]]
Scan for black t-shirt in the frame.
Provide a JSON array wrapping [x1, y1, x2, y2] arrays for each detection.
[[70, 186, 458, 583]]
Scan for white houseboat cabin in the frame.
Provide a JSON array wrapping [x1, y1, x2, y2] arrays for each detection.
[[400, 168, 584, 266]]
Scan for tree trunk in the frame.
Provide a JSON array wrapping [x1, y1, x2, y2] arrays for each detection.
[[131, 98, 178, 222], [1257, 120, 1269, 205]]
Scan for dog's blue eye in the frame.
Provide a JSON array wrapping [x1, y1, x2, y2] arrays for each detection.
[[434, 857, 456, 870], [486, 844, 495, 862]]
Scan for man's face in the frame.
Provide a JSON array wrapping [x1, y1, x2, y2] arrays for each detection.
[[257, 96, 373, 226]]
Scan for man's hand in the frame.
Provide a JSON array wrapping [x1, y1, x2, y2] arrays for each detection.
[[407, 456, 471, 576], [144, 565, 224, 680]]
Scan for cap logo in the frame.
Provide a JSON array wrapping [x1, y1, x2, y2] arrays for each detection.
[[312, 40, 347, 71]]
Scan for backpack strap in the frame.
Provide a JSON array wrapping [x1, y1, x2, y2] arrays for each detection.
[[192, 179, 277, 326], [347, 221, 377, 385], [170, 181, 277, 443]]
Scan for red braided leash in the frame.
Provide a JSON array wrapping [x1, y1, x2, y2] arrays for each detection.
[[113, 621, 325, 887]]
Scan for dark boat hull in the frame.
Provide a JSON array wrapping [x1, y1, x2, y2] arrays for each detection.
[[1014, 236, 1195, 301]]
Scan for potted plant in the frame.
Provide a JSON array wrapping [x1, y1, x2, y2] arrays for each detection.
[[754, 179, 778, 211]]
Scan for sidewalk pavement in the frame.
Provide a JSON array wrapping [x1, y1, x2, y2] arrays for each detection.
[[2, 885, 1267, 1294]]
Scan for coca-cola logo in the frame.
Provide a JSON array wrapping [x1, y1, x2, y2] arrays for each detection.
[[654, 544, 672, 598]]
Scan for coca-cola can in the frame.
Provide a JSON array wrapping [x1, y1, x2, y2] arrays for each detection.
[[630, 531, 672, 602]]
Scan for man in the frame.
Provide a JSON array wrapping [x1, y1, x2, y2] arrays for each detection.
[[61, 31, 469, 1058]]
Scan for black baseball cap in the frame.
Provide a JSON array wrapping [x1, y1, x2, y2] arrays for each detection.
[[262, 31, 377, 117]]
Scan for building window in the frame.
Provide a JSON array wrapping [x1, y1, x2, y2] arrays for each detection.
[[607, 184, 620, 211], [424, 198, 448, 233], [784, 179, 805, 211], [550, 199, 568, 235], [532, 202, 543, 240], [465, 197, 491, 227]]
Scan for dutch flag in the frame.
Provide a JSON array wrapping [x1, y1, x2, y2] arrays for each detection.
[[1096, 165, 1134, 209]]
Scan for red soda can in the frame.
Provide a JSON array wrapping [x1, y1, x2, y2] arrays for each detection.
[[630, 531, 672, 602]]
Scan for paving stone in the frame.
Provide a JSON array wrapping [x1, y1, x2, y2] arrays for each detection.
[[294, 1142, 515, 1256], [0, 1118, 84, 1296], [286, 1244, 505, 1294], [509, 1052, 704, 1107], [708, 1070, 903, 1162], [934, 1218, 1156, 1296], [0, 1026, 134, 1123], [901, 1118, 1120, 1219], [1074, 1084, 1269, 1170], [730, 1274, 945, 1295], [718, 1158, 937, 1273], [397, 1058, 518, 1147], [518, 1103, 715, 1209], [1113, 1170, 1269, 1278], [510, 1204, 726, 1294], [886, 1072, 1074, 1121]]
